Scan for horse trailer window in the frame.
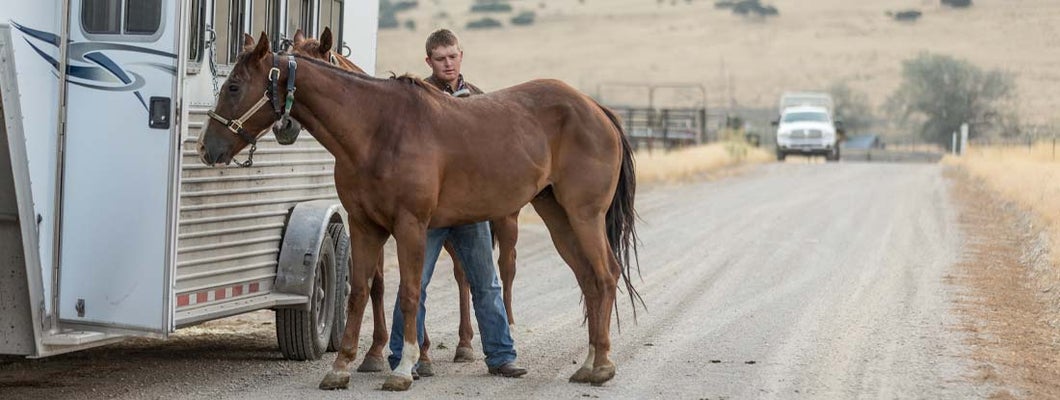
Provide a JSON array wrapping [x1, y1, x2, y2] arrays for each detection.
[[256, 0, 282, 51], [124, 0, 162, 34], [227, 0, 249, 62], [298, 0, 316, 35], [82, 0, 162, 36], [319, 0, 342, 44], [188, 0, 206, 64], [82, 0, 122, 34]]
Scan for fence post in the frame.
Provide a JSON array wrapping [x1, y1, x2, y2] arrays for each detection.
[[960, 123, 969, 156], [661, 109, 670, 151], [698, 108, 707, 145]]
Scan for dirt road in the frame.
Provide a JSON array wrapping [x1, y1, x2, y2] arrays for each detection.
[[1, 163, 990, 399]]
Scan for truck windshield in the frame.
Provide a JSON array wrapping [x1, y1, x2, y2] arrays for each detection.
[[782, 112, 829, 123]]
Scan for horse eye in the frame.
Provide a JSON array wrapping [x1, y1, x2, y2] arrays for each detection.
[[228, 84, 239, 93]]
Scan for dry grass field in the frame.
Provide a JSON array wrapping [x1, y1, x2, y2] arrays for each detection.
[[515, 140, 772, 224], [377, 0, 1060, 124], [945, 142, 1060, 267], [945, 144, 1060, 398], [634, 141, 772, 184]]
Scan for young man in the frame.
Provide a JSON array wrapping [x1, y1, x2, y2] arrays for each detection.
[[422, 29, 482, 97], [387, 29, 527, 379]]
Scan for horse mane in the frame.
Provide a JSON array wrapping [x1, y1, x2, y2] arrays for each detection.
[[389, 73, 441, 93], [296, 56, 441, 96]]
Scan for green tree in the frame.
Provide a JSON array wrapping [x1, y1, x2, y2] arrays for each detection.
[[827, 81, 874, 134], [885, 52, 1015, 148]]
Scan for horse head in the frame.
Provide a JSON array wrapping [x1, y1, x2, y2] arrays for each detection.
[[289, 27, 365, 74], [288, 28, 333, 61], [198, 32, 294, 166]]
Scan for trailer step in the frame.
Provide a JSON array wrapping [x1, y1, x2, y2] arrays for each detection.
[[175, 293, 309, 327], [41, 330, 118, 346]]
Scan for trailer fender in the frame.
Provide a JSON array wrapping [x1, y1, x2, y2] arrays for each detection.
[[274, 200, 344, 310]]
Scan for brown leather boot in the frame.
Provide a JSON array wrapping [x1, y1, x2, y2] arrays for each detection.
[[488, 362, 528, 378]]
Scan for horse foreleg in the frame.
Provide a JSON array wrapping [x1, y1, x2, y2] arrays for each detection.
[[320, 222, 387, 390], [417, 327, 435, 377], [356, 251, 388, 372], [447, 241, 476, 362], [493, 213, 519, 327], [382, 220, 428, 392]]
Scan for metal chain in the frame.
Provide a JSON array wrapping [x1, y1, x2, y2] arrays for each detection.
[[205, 26, 220, 98], [232, 142, 256, 168], [204, 26, 256, 167]]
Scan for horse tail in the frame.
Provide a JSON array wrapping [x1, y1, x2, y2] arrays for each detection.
[[594, 101, 645, 322]]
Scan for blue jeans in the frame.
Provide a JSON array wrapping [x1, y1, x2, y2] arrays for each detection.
[[388, 221, 517, 369]]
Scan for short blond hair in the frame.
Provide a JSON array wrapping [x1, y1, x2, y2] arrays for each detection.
[[425, 29, 461, 57]]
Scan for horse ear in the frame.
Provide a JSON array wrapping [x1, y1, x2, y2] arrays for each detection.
[[252, 32, 270, 60], [319, 27, 333, 54], [242, 33, 255, 52], [293, 29, 305, 44]]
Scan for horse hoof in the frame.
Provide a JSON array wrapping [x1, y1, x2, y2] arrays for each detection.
[[416, 361, 435, 377], [589, 364, 616, 386], [318, 370, 351, 390], [356, 355, 387, 373], [381, 374, 413, 391], [568, 367, 593, 383], [453, 346, 475, 363]]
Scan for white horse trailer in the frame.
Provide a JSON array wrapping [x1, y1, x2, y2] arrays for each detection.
[[0, 0, 378, 359]]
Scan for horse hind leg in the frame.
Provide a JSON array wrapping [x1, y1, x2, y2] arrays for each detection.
[[545, 180, 621, 385], [566, 213, 620, 386], [530, 193, 603, 385], [448, 241, 476, 363], [493, 213, 520, 328], [356, 251, 389, 373]]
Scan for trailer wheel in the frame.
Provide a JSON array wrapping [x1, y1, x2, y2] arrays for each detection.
[[776, 150, 787, 161], [276, 235, 337, 360], [326, 222, 350, 352]]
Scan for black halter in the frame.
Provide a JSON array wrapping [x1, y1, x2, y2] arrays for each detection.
[[206, 53, 297, 167]]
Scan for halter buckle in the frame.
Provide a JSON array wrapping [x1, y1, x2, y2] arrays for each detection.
[[268, 67, 281, 82], [227, 119, 244, 132]]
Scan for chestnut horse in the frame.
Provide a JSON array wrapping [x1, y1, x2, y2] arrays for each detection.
[[285, 28, 521, 373], [198, 33, 638, 391]]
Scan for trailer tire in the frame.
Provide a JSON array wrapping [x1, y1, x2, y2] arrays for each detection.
[[776, 150, 787, 161], [276, 235, 337, 361], [326, 222, 350, 352]]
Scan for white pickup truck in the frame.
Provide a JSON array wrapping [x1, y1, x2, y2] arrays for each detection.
[[772, 92, 845, 161]]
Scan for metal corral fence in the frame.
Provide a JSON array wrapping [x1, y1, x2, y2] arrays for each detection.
[[596, 82, 713, 151], [606, 106, 707, 150]]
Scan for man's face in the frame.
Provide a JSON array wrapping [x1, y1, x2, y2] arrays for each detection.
[[426, 45, 463, 83]]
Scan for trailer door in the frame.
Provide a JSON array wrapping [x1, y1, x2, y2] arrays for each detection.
[[58, 0, 182, 334]]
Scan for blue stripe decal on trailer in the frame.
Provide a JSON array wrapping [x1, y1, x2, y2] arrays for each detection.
[[11, 21, 177, 111]]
